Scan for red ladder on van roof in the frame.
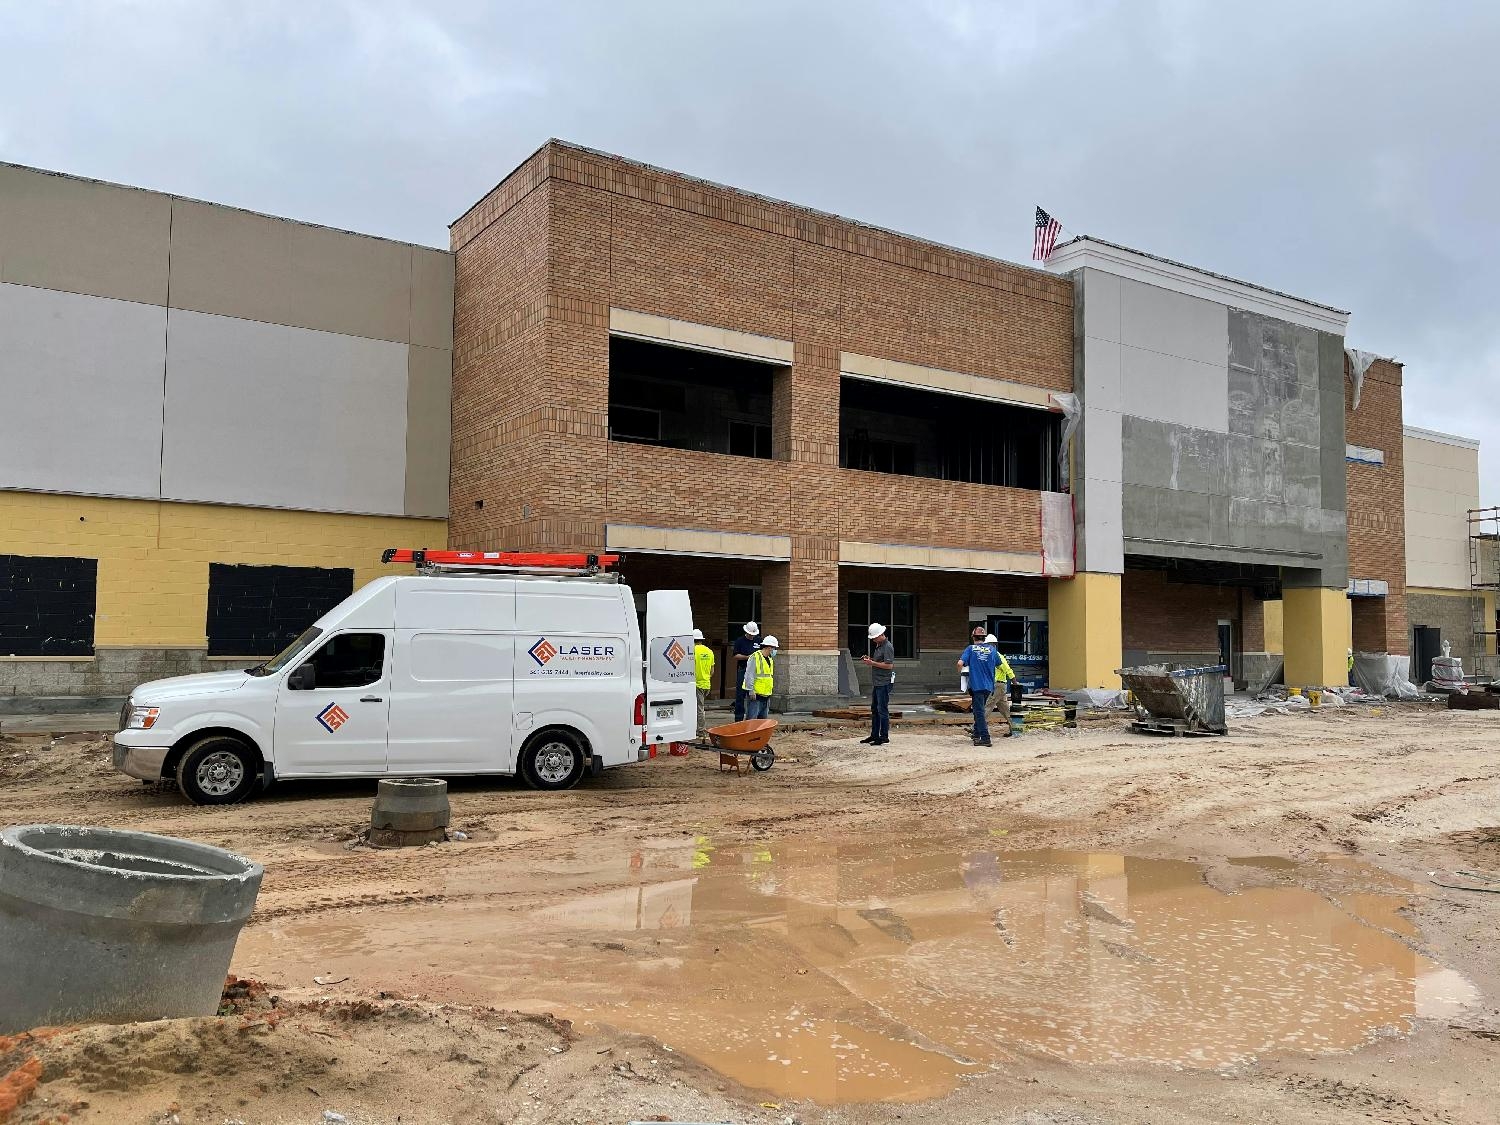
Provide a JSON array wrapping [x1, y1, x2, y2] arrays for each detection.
[[382, 549, 620, 570]]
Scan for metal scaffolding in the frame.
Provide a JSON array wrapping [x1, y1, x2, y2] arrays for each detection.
[[1467, 508, 1500, 651]]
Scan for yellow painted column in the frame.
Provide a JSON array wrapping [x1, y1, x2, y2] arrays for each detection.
[[1047, 572, 1122, 690], [1283, 586, 1349, 687]]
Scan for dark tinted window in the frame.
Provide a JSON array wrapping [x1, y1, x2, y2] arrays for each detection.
[[304, 632, 385, 689]]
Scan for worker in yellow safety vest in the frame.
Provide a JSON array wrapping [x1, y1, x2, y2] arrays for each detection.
[[693, 628, 715, 737], [985, 633, 1019, 734], [743, 635, 779, 720]]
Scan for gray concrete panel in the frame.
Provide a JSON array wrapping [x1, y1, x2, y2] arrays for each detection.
[[160, 310, 409, 514], [1080, 268, 1121, 343], [1282, 443, 1323, 510], [169, 200, 413, 343], [410, 247, 455, 350], [0, 282, 165, 498], [1317, 331, 1348, 513], [1225, 434, 1283, 503], [403, 344, 452, 517], [1118, 277, 1227, 365], [1228, 367, 1288, 442], [1280, 378, 1322, 447], [0, 164, 171, 305], [1227, 309, 1259, 373]]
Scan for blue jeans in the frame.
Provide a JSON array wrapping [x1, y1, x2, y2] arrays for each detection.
[[746, 695, 770, 719], [870, 685, 891, 741], [970, 690, 992, 742], [734, 684, 749, 722]]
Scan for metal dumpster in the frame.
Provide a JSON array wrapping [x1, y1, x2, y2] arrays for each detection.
[[1117, 664, 1228, 735]]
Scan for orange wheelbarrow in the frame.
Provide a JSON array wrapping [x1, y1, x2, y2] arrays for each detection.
[[693, 718, 777, 774]]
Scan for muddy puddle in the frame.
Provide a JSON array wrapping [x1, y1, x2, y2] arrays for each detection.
[[238, 831, 1478, 1105]]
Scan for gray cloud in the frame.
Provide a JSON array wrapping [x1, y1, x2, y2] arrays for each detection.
[[3, 0, 1497, 497]]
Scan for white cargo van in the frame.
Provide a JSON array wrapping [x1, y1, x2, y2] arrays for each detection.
[[112, 551, 697, 804]]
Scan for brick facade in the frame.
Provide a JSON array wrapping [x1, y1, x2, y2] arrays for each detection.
[[1346, 357, 1408, 654], [448, 141, 1072, 670]]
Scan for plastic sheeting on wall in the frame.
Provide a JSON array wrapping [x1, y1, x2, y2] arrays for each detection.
[[1049, 392, 1080, 491], [1040, 491, 1076, 577], [1352, 652, 1421, 699], [1344, 349, 1380, 412]]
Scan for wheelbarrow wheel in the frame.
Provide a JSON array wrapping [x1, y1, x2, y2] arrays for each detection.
[[750, 747, 775, 772]]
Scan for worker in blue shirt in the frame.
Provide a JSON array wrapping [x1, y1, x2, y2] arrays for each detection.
[[958, 627, 1000, 746]]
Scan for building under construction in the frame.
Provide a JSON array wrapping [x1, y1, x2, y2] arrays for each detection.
[[0, 143, 1491, 706]]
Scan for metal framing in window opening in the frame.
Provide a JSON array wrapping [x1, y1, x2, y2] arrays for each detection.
[[847, 590, 917, 659]]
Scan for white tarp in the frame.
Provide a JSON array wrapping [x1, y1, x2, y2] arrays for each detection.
[[1353, 652, 1421, 699], [1345, 349, 1380, 411], [1049, 392, 1080, 490], [1040, 491, 1076, 577]]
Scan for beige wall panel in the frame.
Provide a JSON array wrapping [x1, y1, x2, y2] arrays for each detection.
[[410, 247, 455, 350], [0, 164, 170, 305], [160, 310, 409, 514], [404, 344, 452, 517], [168, 199, 413, 342], [282, 221, 413, 341], [0, 283, 165, 498]]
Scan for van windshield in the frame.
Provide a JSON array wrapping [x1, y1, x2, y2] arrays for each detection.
[[249, 626, 324, 676]]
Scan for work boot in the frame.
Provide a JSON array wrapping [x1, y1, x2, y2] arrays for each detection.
[[859, 736, 876, 745], [977, 738, 993, 747]]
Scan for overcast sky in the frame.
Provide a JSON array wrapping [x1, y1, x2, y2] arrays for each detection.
[[4, 1, 1498, 500]]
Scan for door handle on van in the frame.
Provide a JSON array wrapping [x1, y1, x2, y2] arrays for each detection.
[[653, 698, 685, 706], [360, 696, 383, 703]]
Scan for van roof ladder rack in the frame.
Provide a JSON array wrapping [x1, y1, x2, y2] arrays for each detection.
[[381, 549, 621, 578]]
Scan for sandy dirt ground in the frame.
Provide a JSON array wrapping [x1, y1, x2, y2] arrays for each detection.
[[2, 703, 1498, 1124]]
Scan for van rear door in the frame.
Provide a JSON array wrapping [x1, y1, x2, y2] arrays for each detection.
[[644, 590, 697, 748]]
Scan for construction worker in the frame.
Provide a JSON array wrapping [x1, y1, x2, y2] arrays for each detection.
[[743, 635, 778, 719], [861, 622, 895, 746], [693, 628, 715, 738], [732, 621, 760, 722], [959, 628, 999, 746], [987, 633, 1018, 734]]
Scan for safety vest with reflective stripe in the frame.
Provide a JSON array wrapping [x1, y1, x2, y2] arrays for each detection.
[[694, 643, 715, 690], [997, 652, 1016, 683], [745, 649, 775, 696]]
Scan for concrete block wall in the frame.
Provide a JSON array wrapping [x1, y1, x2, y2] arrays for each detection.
[[0, 491, 443, 702]]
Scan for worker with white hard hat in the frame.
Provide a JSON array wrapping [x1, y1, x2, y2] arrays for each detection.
[[743, 634, 779, 719], [692, 628, 715, 738], [985, 633, 1018, 733], [861, 622, 896, 746], [732, 620, 760, 722]]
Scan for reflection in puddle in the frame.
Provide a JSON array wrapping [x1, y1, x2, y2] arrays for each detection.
[[240, 835, 1478, 1106]]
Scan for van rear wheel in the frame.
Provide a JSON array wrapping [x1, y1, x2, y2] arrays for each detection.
[[521, 731, 586, 791]]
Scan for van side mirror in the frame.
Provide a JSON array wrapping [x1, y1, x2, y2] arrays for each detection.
[[288, 664, 316, 691]]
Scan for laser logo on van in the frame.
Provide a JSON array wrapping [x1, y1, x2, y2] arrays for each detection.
[[662, 638, 687, 668], [316, 703, 350, 733], [528, 638, 559, 666]]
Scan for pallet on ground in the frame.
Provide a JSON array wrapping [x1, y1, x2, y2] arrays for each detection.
[[1131, 717, 1223, 737], [813, 707, 905, 720]]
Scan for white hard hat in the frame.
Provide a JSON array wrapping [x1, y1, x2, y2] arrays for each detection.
[[692, 628, 704, 641], [743, 620, 760, 636], [984, 634, 997, 644], [760, 635, 779, 648], [867, 622, 885, 639]]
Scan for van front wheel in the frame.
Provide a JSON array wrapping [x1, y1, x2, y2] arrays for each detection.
[[177, 736, 259, 805], [520, 731, 586, 791]]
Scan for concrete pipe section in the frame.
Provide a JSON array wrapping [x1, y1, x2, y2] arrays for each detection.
[[368, 777, 451, 847], [0, 824, 263, 1034]]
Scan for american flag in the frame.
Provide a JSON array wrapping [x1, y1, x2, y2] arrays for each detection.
[[1033, 207, 1062, 261]]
